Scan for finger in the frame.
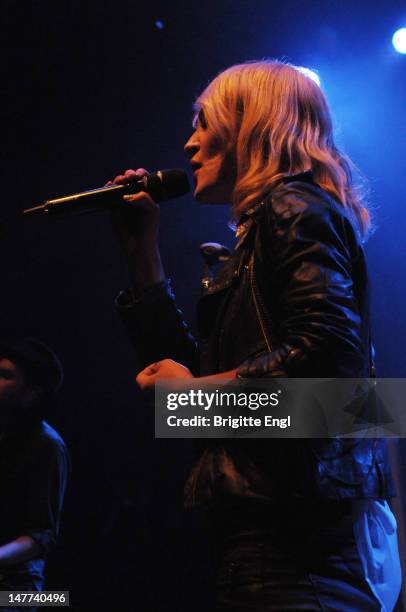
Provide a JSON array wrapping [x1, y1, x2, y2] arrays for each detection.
[[124, 168, 149, 181], [104, 180, 113, 186], [135, 371, 146, 388], [123, 169, 139, 181], [134, 168, 149, 177], [136, 370, 156, 390], [112, 168, 150, 185], [138, 363, 159, 376], [122, 191, 158, 208], [113, 174, 128, 185]]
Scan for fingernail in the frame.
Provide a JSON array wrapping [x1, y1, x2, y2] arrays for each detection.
[[122, 195, 132, 200]]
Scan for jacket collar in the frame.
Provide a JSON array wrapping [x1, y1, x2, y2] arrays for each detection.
[[235, 170, 317, 236], [282, 170, 315, 185], [205, 172, 317, 294]]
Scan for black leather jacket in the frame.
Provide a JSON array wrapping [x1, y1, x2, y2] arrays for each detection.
[[117, 172, 394, 505], [201, 174, 371, 379]]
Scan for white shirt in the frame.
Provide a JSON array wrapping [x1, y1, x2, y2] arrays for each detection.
[[353, 500, 402, 611]]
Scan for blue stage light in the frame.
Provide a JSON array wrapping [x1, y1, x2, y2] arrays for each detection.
[[392, 28, 406, 54], [297, 67, 321, 87]]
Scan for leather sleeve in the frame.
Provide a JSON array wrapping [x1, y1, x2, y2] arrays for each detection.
[[116, 280, 200, 374], [237, 187, 366, 378]]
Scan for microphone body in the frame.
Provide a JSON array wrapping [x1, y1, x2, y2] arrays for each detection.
[[23, 169, 190, 216]]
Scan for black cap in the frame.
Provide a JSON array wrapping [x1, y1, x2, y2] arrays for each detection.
[[0, 337, 64, 394]]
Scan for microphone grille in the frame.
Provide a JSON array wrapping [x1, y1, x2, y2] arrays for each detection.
[[149, 168, 190, 202]]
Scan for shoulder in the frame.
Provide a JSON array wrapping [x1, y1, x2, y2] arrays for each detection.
[[255, 180, 361, 252], [267, 181, 349, 224], [29, 421, 69, 464]]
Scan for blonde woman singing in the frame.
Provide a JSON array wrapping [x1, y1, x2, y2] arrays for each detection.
[[112, 61, 401, 611]]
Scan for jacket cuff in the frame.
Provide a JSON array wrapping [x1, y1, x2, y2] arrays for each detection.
[[237, 344, 307, 378], [115, 279, 173, 310]]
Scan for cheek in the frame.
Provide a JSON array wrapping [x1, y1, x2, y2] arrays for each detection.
[[0, 381, 10, 392], [201, 130, 225, 159], [0, 382, 20, 400], [204, 154, 226, 175], [207, 135, 224, 157], [218, 150, 237, 182]]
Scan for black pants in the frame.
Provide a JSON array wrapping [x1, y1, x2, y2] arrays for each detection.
[[210, 500, 380, 611]]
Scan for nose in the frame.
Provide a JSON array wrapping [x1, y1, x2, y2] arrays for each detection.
[[184, 132, 199, 157]]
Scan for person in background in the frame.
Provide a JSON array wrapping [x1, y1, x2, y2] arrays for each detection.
[[0, 337, 69, 612]]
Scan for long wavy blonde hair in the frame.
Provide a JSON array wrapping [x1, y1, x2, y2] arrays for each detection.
[[195, 60, 370, 239]]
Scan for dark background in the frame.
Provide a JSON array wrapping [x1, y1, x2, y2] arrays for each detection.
[[1, 1, 406, 610]]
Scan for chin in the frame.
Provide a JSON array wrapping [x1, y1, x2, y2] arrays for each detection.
[[193, 186, 230, 205]]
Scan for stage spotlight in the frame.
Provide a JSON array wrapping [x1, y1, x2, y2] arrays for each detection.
[[297, 67, 321, 87], [392, 28, 406, 54]]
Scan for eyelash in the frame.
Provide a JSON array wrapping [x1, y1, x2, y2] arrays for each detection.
[[196, 109, 207, 129]]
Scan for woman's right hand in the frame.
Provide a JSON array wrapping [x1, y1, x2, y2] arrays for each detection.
[[108, 168, 160, 248], [108, 168, 165, 292]]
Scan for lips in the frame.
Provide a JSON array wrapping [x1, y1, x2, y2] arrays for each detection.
[[190, 161, 202, 175]]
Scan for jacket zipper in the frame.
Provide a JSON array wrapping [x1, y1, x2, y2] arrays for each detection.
[[249, 253, 273, 353]]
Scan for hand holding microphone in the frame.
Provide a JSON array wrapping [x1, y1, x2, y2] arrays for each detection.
[[23, 166, 190, 293], [23, 167, 190, 216], [107, 168, 173, 294], [109, 168, 163, 252]]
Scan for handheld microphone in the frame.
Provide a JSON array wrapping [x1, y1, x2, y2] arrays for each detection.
[[23, 169, 190, 216]]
